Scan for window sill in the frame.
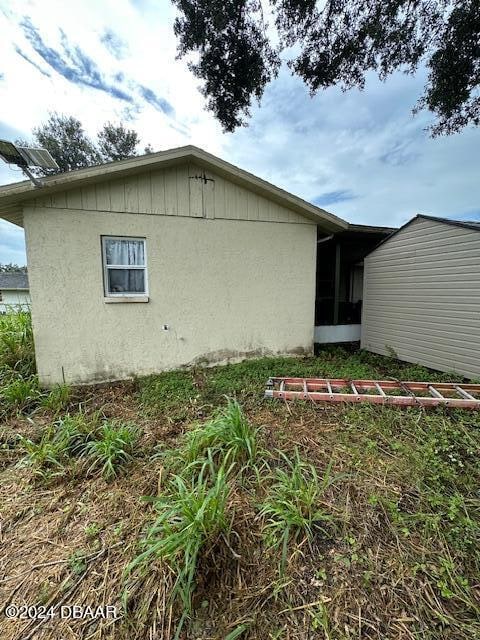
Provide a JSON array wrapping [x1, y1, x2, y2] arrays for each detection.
[[104, 296, 149, 304]]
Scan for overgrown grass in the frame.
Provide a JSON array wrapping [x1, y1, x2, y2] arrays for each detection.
[[82, 420, 140, 480], [137, 347, 464, 418], [181, 400, 259, 471], [0, 311, 35, 377], [0, 312, 74, 418], [19, 414, 140, 481], [129, 465, 229, 635], [259, 450, 337, 573], [137, 370, 199, 420], [2, 313, 480, 639]]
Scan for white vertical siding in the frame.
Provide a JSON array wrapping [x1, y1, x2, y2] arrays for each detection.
[[0, 289, 31, 313], [361, 217, 480, 379]]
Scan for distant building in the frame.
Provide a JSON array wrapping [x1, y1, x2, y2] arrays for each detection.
[[0, 272, 30, 313]]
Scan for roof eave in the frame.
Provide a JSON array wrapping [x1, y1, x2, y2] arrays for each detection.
[[0, 145, 347, 232]]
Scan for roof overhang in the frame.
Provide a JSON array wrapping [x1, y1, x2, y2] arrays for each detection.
[[0, 145, 348, 232]]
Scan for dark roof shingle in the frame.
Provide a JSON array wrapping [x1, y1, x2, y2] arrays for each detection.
[[0, 273, 29, 290]]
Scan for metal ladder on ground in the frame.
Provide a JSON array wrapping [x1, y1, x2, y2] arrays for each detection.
[[265, 377, 480, 409]]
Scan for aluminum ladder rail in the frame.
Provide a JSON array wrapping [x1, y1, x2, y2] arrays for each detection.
[[265, 378, 480, 409]]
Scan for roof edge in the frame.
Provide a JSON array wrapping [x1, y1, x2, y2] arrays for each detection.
[[0, 145, 348, 232], [365, 213, 480, 258]]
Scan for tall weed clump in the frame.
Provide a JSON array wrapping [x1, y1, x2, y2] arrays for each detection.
[[19, 413, 140, 481], [180, 399, 260, 475], [0, 311, 35, 377], [0, 311, 38, 416], [81, 420, 140, 480], [128, 465, 229, 633], [259, 450, 337, 573], [129, 400, 258, 635]]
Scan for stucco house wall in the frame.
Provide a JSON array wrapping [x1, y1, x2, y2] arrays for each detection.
[[361, 216, 480, 379], [23, 161, 318, 385]]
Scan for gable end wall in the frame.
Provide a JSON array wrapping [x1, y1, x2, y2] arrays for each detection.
[[31, 164, 311, 225]]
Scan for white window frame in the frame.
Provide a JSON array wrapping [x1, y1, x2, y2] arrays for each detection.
[[101, 236, 148, 299]]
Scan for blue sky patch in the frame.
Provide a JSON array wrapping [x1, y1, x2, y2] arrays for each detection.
[[313, 190, 358, 207], [15, 45, 51, 77], [138, 85, 173, 115], [21, 17, 133, 103]]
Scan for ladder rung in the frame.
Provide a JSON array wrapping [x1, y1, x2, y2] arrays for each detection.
[[455, 385, 475, 401], [375, 382, 386, 396], [265, 378, 480, 410]]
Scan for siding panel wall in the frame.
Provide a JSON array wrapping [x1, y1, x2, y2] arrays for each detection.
[[32, 163, 310, 225], [361, 217, 480, 379]]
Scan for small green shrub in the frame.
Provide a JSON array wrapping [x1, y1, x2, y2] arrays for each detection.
[[82, 420, 140, 480]]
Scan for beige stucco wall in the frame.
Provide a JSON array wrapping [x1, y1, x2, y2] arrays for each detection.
[[24, 206, 316, 385], [361, 217, 480, 379]]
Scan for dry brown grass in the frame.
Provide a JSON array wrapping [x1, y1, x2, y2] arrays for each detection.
[[1, 354, 479, 640]]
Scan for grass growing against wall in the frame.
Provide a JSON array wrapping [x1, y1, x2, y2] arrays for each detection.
[[0, 316, 479, 640]]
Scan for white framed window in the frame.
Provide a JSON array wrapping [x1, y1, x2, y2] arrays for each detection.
[[102, 236, 148, 297]]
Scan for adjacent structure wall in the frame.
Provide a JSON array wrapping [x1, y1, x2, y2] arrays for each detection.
[[361, 217, 480, 379], [24, 194, 316, 385], [0, 289, 31, 313]]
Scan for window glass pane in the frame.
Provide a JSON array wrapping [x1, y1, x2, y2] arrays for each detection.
[[107, 269, 145, 294], [105, 239, 145, 266]]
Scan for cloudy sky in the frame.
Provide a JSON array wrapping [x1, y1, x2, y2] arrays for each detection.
[[1, 0, 479, 265]]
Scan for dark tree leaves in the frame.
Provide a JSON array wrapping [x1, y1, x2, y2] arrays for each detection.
[[419, 0, 480, 135], [27, 113, 100, 175], [172, 0, 280, 131], [97, 122, 141, 162], [172, 0, 480, 135], [0, 263, 27, 273], [18, 113, 154, 176]]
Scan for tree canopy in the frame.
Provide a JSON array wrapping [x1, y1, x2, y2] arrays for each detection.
[[0, 264, 27, 273], [172, 0, 480, 135], [18, 113, 154, 176]]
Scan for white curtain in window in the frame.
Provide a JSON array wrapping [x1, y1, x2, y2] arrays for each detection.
[[105, 239, 145, 266]]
